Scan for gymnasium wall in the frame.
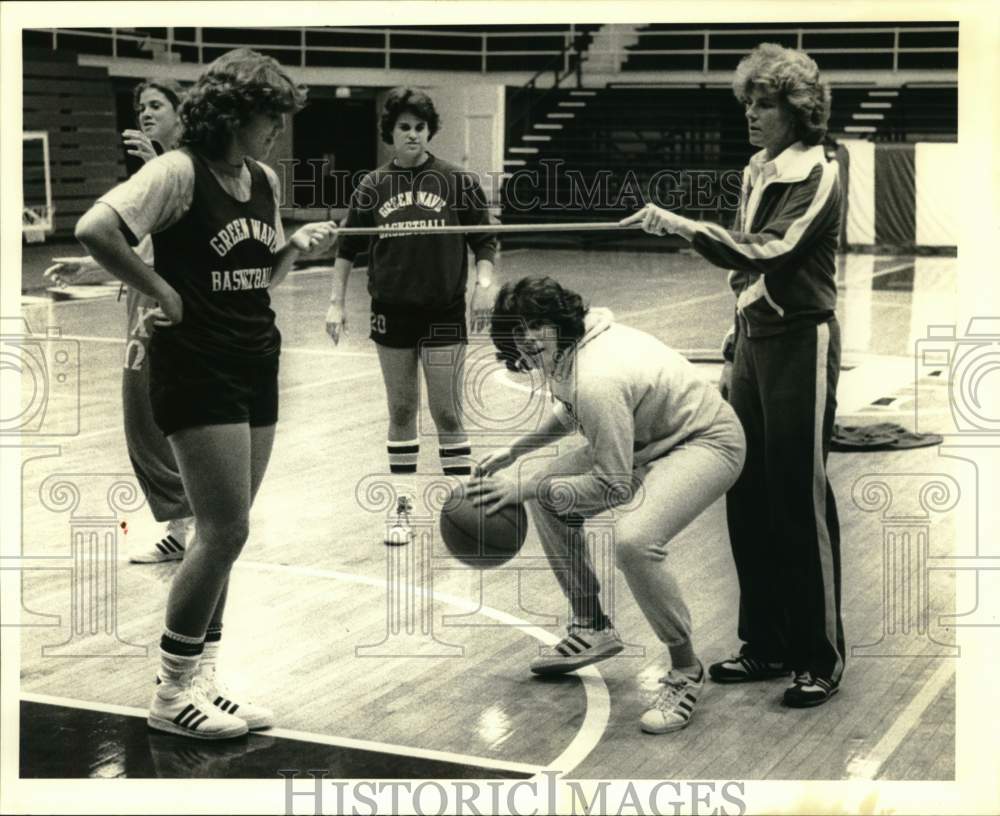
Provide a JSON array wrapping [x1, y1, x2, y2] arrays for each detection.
[[843, 139, 958, 250], [23, 47, 126, 237]]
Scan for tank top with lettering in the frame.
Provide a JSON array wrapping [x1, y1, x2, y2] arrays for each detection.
[[151, 148, 280, 359]]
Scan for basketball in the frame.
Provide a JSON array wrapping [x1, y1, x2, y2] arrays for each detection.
[[440, 491, 528, 569]]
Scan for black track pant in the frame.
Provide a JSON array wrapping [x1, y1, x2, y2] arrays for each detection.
[[725, 317, 845, 681]]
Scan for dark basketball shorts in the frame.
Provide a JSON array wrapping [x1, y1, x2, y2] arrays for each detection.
[[369, 299, 468, 349], [149, 338, 279, 437]]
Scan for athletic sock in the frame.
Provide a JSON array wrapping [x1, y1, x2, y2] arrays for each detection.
[[439, 439, 472, 476], [387, 439, 419, 475], [201, 624, 222, 676], [157, 629, 204, 698], [674, 663, 704, 682], [571, 596, 611, 631]]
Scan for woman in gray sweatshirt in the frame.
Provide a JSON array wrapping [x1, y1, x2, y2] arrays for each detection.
[[468, 276, 746, 734]]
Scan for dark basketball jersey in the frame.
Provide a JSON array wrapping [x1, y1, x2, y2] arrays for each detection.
[[152, 149, 280, 358]]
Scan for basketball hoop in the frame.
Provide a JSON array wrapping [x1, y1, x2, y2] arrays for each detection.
[[23, 131, 54, 244], [23, 204, 53, 244]]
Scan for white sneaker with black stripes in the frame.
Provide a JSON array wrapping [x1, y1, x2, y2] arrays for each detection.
[[640, 664, 705, 734], [193, 669, 273, 730], [147, 679, 248, 740], [530, 621, 624, 676], [130, 517, 194, 564], [384, 495, 415, 546]]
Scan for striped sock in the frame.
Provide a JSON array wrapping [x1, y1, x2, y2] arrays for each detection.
[[388, 439, 419, 474], [201, 625, 222, 675], [439, 439, 472, 476], [157, 629, 204, 695]]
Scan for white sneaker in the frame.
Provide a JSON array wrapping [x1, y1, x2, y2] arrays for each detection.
[[193, 669, 273, 730], [530, 622, 624, 675], [384, 496, 414, 546], [148, 678, 248, 740], [640, 665, 705, 734], [130, 517, 194, 564]]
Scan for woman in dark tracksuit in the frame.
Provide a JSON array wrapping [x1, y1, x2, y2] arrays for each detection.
[[622, 43, 845, 708]]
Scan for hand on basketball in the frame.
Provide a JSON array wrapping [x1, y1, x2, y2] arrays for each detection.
[[291, 221, 338, 256], [619, 204, 682, 236], [466, 475, 519, 515], [469, 279, 495, 333], [325, 301, 347, 345], [474, 447, 515, 476], [43, 257, 107, 288], [122, 129, 158, 163]]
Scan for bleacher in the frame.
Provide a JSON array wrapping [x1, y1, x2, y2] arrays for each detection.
[[22, 26, 600, 73], [501, 87, 748, 234], [501, 80, 958, 234], [22, 47, 125, 238], [620, 22, 958, 73]]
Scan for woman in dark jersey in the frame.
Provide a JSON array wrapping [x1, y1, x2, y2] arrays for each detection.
[[46, 79, 197, 564], [324, 87, 498, 545], [75, 49, 337, 740]]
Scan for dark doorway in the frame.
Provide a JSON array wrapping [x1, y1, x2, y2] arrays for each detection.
[[292, 95, 377, 210]]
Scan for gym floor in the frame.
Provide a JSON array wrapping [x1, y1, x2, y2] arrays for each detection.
[[12, 245, 965, 781]]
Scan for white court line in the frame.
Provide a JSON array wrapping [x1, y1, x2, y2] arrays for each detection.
[[18, 691, 542, 776], [236, 559, 610, 778], [846, 660, 955, 780]]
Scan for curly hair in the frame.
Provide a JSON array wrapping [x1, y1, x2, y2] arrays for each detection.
[[379, 87, 440, 145], [132, 79, 185, 121], [732, 43, 831, 146], [180, 48, 307, 159], [490, 277, 589, 372]]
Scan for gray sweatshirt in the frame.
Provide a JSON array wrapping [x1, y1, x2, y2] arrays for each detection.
[[547, 309, 728, 515]]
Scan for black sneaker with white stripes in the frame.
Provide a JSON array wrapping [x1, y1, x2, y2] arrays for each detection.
[[530, 623, 624, 676], [708, 653, 789, 683], [782, 672, 840, 708]]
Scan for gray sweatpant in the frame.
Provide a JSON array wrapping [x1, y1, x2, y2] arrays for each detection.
[[528, 403, 746, 646]]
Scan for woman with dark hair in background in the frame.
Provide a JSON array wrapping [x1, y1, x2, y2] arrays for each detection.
[[47, 78, 197, 564], [470, 276, 745, 734], [622, 43, 845, 708], [76, 49, 337, 739], [324, 86, 498, 545]]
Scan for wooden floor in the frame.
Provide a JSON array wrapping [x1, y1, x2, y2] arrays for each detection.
[[11, 249, 967, 781]]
